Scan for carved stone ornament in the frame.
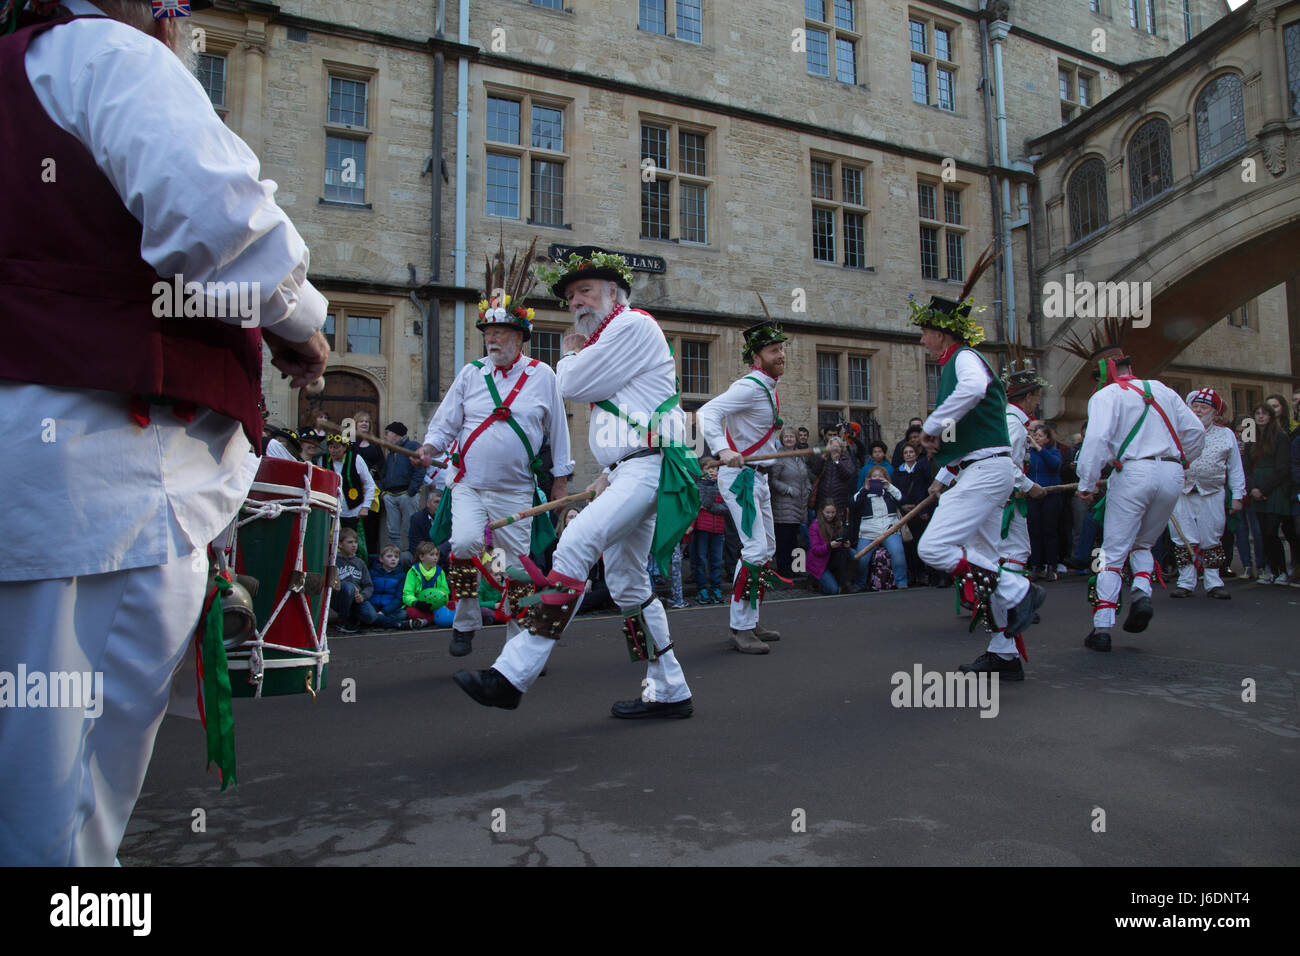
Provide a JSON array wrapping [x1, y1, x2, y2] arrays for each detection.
[[1259, 129, 1287, 176]]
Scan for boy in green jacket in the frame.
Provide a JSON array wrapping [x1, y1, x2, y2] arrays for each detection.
[[404, 541, 451, 627]]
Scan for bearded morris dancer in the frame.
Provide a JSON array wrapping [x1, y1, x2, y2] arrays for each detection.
[[911, 248, 1044, 681], [450, 247, 699, 718], [1168, 388, 1245, 600], [1065, 318, 1205, 651], [992, 351, 1049, 652], [696, 313, 789, 655], [417, 239, 571, 657]]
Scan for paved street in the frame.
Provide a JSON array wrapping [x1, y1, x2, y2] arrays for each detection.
[[122, 576, 1300, 866]]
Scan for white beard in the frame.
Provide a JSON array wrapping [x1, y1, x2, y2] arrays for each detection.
[[487, 345, 520, 367], [574, 308, 605, 338]]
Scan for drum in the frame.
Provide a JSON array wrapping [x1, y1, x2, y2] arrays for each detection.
[[229, 457, 340, 697]]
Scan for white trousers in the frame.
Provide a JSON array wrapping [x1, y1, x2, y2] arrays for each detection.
[[718, 466, 775, 630], [990, 506, 1031, 654], [1169, 490, 1226, 591], [917, 455, 1029, 630], [0, 532, 204, 865], [1093, 460, 1183, 629], [448, 481, 534, 641], [493, 455, 691, 702]]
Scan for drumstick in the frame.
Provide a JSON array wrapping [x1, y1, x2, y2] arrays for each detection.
[[487, 489, 597, 530], [852, 491, 938, 559], [1038, 478, 1108, 494]]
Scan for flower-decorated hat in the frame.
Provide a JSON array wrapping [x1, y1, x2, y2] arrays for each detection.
[[908, 243, 1001, 347], [536, 246, 633, 304], [1001, 340, 1049, 399], [477, 236, 541, 341], [744, 292, 789, 362]]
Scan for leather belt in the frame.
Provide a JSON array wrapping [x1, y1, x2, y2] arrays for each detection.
[[951, 451, 1011, 473], [1125, 455, 1180, 463], [609, 446, 660, 471]]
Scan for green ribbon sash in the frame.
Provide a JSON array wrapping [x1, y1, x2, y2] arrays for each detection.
[[200, 573, 237, 791], [729, 466, 758, 537], [595, 393, 702, 576], [1000, 494, 1028, 539]]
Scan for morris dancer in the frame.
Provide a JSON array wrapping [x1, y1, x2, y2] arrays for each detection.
[[996, 350, 1049, 626], [910, 248, 1044, 681], [0, 0, 328, 864], [1065, 318, 1205, 651], [449, 247, 700, 718], [418, 239, 571, 657], [1168, 388, 1244, 599], [696, 311, 789, 654]]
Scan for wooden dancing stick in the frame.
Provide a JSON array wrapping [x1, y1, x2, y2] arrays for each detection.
[[737, 445, 825, 464], [1038, 478, 1108, 494], [487, 489, 597, 530], [852, 491, 939, 560], [316, 419, 446, 465]]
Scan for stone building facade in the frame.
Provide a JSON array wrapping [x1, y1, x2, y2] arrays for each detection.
[[192, 0, 1290, 483]]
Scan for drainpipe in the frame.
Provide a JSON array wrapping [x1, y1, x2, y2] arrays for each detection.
[[977, 3, 1005, 344], [423, 0, 446, 401], [454, 0, 470, 372], [989, 17, 1016, 346]]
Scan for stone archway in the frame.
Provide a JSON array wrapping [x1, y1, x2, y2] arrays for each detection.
[[299, 370, 380, 434]]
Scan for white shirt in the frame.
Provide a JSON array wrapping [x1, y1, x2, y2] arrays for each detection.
[[1075, 379, 1207, 492], [424, 354, 573, 491], [1183, 423, 1246, 498], [264, 438, 298, 461], [2, 4, 326, 581], [697, 369, 781, 459], [26, 1, 326, 344], [1005, 403, 1036, 494], [555, 308, 687, 470], [922, 349, 1011, 487]]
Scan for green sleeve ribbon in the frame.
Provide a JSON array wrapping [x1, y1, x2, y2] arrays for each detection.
[[1000, 494, 1028, 539], [199, 573, 237, 791], [429, 483, 454, 544], [729, 466, 758, 537]]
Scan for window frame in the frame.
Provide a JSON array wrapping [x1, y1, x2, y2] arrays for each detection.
[[1127, 116, 1174, 210], [1194, 72, 1247, 171], [323, 65, 375, 206], [639, 117, 714, 244], [483, 89, 571, 228], [638, 0, 704, 45], [1066, 156, 1109, 245], [1058, 60, 1098, 125], [805, 0, 861, 85], [909, 11, 959, 113], [320, 306, 388, 356], [810, 154, 870, 269], [817, 349, 877, 423], [526, 325, 565, 368], [917, 176, 968, 281], [195, 51, 228, 114]]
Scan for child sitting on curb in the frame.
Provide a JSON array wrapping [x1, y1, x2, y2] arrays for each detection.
[[332, 527, 378, 634], [403, 541, 452, 628]]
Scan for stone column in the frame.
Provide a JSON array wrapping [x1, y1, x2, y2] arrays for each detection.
[[239, 18, 267, 157]]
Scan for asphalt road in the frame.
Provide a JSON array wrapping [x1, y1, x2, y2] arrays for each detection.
[[121, 575, 1300, 866]]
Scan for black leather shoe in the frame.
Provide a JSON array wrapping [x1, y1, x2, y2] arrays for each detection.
[[1206, 587, 1231, 600], [1006, 582, 1046, 635], [453, 668, 521, 709], [1123, 594, 1153, 633], [1169, 587, 1191, 598], [958, 651, 1024, 681], [449, 630, 474, 657], [1084, 629, 1112, 652], [610, 697, 694, 719]]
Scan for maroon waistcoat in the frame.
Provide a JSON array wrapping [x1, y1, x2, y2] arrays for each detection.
[[0, 14, 263, 446]]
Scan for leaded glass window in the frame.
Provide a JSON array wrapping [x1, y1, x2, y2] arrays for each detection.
[[1128, 118, 1172, 208], [1195, 73, 1245, 169], [1068, 157, 1108, 242]]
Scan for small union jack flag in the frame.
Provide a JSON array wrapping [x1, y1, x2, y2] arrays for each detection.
[[151, 0, 193, 18]]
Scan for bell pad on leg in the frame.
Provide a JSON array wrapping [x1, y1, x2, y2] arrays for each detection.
[[447, 557, 480, 606], [622, 596, 672, 663]]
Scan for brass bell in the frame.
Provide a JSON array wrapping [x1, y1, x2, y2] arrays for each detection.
[[221, 580, 258, 649]]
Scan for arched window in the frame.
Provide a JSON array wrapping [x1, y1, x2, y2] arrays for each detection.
[[1128, 118, 1173, 207], [1195, 73, 1246, 168], [1067, 158, 1109, 243]]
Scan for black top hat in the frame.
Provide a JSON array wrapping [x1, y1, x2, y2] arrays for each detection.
[[742, 321, 789, 362]]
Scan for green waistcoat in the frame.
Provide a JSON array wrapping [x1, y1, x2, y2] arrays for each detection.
[[934, 347, 1010, 468]]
